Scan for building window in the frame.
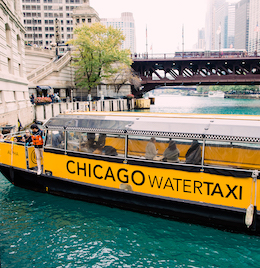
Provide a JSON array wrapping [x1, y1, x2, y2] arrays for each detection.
[[17, 35, 22, 53], [8, 58, 12, 74], [82, 18, 85, 23], [88, 18, 91, 23], [5, 24, 11, 46], [76, 18, 79, 23], [18, 64, 22, 77]]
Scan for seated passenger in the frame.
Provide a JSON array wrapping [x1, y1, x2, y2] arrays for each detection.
[[52, 131, 64, 148], [93, 146, 118, 156], [163, 140, 179, 162], [23, 129, 32, 146], [96, 133, 106, 148], [145, 137, 157, 160], [4, 134, 12, 143], [185, 140, 201, 165], [102, 145, 117, 156], [87, 133, 96, 151]]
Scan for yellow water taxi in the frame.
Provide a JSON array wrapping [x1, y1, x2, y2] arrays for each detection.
[[1, 112, 260, 234]]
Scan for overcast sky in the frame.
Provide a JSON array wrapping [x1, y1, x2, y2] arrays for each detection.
[[91, 0, 207, 54], [91, 0, 239, 54]]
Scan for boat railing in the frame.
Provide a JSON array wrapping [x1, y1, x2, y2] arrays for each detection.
[[0, 132, 38, 171]]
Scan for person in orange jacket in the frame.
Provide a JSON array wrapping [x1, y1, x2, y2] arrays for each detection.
[[31, 124, 43, 175]]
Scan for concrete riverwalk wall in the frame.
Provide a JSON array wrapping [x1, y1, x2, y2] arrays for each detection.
[[35, 98, 134, 122]]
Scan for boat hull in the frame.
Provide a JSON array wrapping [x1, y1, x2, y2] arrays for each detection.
[[0, 163, 258, 234]]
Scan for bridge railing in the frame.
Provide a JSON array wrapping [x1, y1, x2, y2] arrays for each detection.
[[131, 52, 259, 60], [131, 53, 175, 60]]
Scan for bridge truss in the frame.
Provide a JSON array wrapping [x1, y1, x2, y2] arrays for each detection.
[[131, 57, 260, 96]]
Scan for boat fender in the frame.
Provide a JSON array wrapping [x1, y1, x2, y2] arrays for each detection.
[[245, 204, 254, 228]]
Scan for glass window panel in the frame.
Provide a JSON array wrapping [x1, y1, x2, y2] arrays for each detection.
[[127, 136, 202, 165], [77, 133, 125, 157], [67, 131, 80, 152], [45, 130, 65, 149], [204, 141, 260, 170]]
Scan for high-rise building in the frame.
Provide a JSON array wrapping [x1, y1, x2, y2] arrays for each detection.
[[101, 12, 136, 54], [21, 0, 83, 47], [215, 1, 229, 49], [72, 0, 100, 27], [248, 0, 260, 54], [227, 3, 236, 48], [234, 0, 249, 51], [197, 28, 205, 49], [206, 0, 236, 50], [205, 0, 226, 50]]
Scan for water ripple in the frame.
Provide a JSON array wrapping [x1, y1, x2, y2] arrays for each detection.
[[1, 164, 260, 266]]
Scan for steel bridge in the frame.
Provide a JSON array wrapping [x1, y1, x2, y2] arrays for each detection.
[[131, 54, 260, 96]]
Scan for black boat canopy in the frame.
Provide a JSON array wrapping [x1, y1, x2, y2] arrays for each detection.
[[44, 112, 260, 142]]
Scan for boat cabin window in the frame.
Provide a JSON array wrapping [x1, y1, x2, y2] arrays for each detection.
[[45, 130, 65, 149], [204, 141, 260, 170], [66, 131, 125, 157], [127, 136, 202, 165], [67, 131, 81, 152]]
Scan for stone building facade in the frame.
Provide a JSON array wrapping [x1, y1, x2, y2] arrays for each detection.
[[0, 0, 33, 131]]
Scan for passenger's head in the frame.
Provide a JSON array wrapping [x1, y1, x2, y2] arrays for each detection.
[[168, 140, 177, 150], [30, 124, 39, 132], [25, 129, 31, 136], [191, 140, 199, 147], [150, 137, 156, 143]]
